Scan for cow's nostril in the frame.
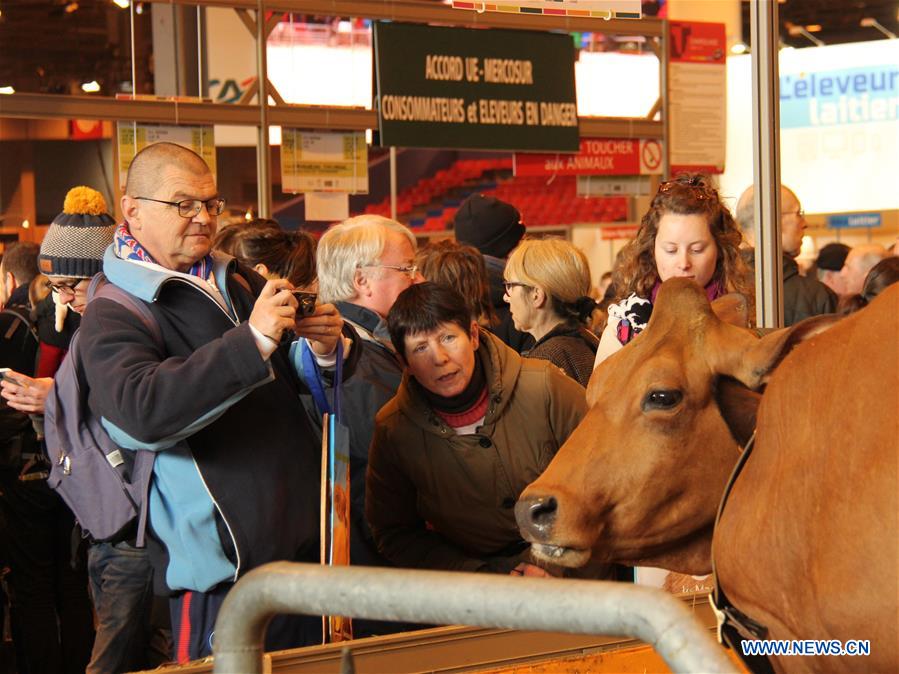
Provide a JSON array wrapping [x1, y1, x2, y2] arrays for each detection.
[[529, 496, 558, 530], [514, 495, 560, 539]]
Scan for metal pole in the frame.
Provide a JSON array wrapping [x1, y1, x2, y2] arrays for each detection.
[[749, 0, 784, 328], [255, 1, 272, 218], [196, 6, 204, 97], [129, 2, 137, 96], [660, 26, 670, 180], [213, 562, 732, 674], [389, 146, 398, 220]]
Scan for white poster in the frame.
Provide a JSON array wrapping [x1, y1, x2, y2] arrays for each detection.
[[720, 40, 899, 215], [305, 192, 349, 222], [668, 21, 727, 175]]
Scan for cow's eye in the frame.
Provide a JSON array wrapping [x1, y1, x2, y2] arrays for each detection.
[[643, 389, 683, 411]]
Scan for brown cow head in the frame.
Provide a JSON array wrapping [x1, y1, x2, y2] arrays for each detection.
[[515, 277, 837, 575]]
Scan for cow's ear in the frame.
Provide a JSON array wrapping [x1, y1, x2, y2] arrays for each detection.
[[711, 293, 749, 327], [713, 376, 761, 448], [710, 314, 841, 389]]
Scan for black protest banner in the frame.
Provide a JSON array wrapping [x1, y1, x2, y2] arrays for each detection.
[[374, 22, 579, 152]]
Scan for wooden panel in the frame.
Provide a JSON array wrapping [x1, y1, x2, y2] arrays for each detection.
[[472, 644, 749, 674]]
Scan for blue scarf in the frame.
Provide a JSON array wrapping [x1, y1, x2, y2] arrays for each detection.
[[114, 222, 213, 280]]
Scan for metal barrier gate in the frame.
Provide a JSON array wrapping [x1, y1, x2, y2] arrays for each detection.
[[212, 562, 731, 673]]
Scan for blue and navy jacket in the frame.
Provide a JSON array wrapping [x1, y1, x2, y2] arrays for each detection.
[[78, 246, 321, 593]]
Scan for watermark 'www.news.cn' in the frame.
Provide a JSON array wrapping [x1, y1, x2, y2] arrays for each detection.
[[742, 640, 871, 657]]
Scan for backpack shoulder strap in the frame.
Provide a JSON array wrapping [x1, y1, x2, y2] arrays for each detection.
[[89, 274, 163, 347], [1, 306, 38, 343]]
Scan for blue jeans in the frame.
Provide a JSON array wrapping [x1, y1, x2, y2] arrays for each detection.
[[87, 541, 156, 674]]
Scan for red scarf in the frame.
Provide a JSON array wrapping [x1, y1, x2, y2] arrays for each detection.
[[435, 387, 489, 429]]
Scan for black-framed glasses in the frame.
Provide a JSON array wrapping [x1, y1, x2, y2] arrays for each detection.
[[503, 281, 531, 293], [45, 279, 84, 294], [359, 263, 419, 279], [135, 196, 226, 218]]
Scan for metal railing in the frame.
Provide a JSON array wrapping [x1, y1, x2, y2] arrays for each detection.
[[212, 562, 731, 673]]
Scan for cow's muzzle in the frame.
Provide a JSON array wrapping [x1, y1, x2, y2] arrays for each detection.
[[515, 495, 558, 540], [516, 494, 592, 567]]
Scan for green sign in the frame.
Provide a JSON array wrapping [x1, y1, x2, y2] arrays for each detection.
[[374, 22, 579, 152]]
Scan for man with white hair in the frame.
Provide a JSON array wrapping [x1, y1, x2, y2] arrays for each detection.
[[735, 184, 836, 325], [318, 215, 424, 338], [316, 214, 424, 636], [839, 244, 889, 297]]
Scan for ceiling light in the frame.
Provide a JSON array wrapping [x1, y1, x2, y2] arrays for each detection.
[[0, 86, 14, 95], [786, 24, 825, 47], [112, 0, 129, 7], [135, 2, 143, 14], [805, 24, 822, 33], [21, 219, 30, 229], [81, 80, 100, 93], [731, 42, 748, 55], [860, 17, 897, 39], [244, 208, 254, 221], [64, 2, 79, 13]]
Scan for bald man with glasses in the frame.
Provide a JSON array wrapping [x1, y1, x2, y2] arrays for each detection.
[[77, 142, 350, 661]]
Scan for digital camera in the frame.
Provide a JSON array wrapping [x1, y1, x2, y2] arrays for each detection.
[[293, 291, 317, 317]]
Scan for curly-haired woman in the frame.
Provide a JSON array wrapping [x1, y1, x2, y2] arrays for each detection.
[[594, 175, 752, 367]]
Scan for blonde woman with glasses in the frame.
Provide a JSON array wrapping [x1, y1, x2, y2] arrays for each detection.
[[503, 238, 599, 387]]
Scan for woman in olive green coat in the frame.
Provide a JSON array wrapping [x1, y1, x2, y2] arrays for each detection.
[[365, 282, 595, 577]]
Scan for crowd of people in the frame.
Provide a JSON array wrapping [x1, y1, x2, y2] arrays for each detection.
[[0, 143, 896, 673]]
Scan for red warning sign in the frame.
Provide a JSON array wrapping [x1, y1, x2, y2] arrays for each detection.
[[515, 138, 663, 177], [669, 21, 727, 65]]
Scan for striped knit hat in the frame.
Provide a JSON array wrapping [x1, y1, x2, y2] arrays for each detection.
[[39, 186, 116, 278]]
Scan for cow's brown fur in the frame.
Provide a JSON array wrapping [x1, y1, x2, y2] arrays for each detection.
[[518, 278, 897, 673]]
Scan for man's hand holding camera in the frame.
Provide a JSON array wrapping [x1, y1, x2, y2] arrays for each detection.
[[294, 302, 343, 357], [248, 279, 298, 344], [249, 279, 343, 357]]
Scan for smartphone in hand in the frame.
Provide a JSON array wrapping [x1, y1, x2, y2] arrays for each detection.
[[0, 368, 24, 386]]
